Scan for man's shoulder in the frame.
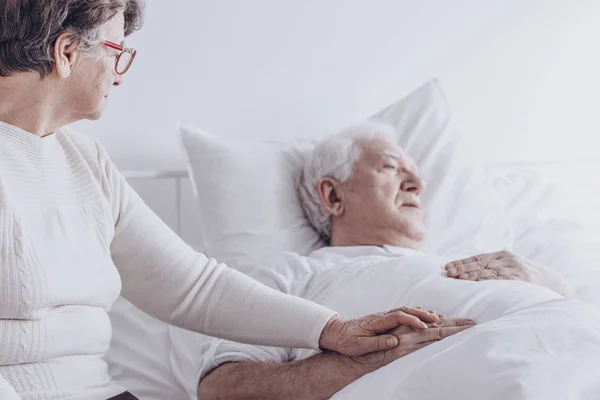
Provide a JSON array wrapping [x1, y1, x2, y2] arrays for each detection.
[[242, 252, 330, 296]]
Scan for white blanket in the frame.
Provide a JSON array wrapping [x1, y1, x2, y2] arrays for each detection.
[[169, 245, 600, 399], [316, 252, 600, 399]]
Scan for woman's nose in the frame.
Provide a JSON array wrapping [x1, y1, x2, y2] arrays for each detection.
[[113, 75, 123, 86]]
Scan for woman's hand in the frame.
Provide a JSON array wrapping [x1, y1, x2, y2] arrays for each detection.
[[319, 307, 452, 356], [445, 250, 572, 297], [346, 317, 476, 375]]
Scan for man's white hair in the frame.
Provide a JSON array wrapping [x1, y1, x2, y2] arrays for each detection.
[[298, 120, 397, 240]]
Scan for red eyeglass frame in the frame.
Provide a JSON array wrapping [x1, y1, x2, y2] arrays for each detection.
[[101, 40, 137, 75]]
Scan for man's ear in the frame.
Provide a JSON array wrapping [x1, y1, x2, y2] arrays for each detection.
[[52, 32, 82, 78], [316, 177, 345, 217]]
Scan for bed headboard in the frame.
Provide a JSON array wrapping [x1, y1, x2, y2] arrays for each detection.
[[122, 169, 196, 242]]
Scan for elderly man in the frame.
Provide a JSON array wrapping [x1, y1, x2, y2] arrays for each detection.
[[176, 122, 573, 400], [297, 122, 571, 295]]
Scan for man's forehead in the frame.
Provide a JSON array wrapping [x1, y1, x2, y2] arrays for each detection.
[[358, 137, 415, 164], [381, 149, 407, 160], [368, 139, 413, 160]]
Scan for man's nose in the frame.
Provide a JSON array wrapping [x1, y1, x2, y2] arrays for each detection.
[[401, 172, 423, 196]]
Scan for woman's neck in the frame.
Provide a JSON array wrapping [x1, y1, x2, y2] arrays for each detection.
[[0, 72, 64, 137]]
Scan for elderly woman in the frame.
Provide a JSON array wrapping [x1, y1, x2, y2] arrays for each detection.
[[0, 1, 442, 399]]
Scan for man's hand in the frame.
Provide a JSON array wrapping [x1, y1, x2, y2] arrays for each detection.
[[319, 307, 445, 356], [345, 317, 476, 376], [445, 250, 572, 296], [445, 250, 539, 282]]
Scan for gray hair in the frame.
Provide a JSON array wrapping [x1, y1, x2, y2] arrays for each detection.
[[298, 120, 397, 240], [0, 0, 144, 78]]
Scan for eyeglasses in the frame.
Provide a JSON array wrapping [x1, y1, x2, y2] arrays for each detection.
[[101, 40, 137, 75]]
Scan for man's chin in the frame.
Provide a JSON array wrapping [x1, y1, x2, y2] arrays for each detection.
[[408, 224, 426, 243]]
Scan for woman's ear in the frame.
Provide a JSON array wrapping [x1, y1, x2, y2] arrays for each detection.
[[316, 177, 345, 217], [52, 32, 81, 78]]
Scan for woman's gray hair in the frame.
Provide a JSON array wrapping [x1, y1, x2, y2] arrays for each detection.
[[0, 0, 144, 78], [298, 120, 397, 241]]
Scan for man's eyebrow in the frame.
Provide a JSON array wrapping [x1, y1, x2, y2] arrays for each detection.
[[381, 150, 401, 158], [380, 151, 418, 172]]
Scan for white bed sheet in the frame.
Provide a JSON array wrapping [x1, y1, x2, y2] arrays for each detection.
[[489, 165, 600, 307], [106, 297, 189, 399], [167, 244, 600, 400]]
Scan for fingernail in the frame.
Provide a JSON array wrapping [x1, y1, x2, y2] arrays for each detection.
[[449, 268, 457, 274], [420, 322, 428, 329], [386, 337, 398, 347]]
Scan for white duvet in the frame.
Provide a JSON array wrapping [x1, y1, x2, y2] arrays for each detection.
[[167, 245, 600, 399], [302, 251, 600, 400]]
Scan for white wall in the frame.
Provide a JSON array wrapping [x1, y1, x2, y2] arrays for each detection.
[[94, 0, 599, 240], [70, 0, 600, 171], [441, 0, 600, 166]]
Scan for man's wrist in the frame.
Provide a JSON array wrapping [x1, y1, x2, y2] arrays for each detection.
[[326, 351, 373, 380]]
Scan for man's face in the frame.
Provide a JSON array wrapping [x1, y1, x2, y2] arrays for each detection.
[[335, 137, 425, 245]]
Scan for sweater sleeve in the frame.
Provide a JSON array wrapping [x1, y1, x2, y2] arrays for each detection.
[[97, 145, 336, 349]]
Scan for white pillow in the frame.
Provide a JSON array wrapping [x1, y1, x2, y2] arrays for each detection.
[[177, 79, 511, 267]]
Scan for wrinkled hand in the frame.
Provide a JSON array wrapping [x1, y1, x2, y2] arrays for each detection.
[[346, 317, 476, 375], [319, 307, 444, 357], [445, 250, 538, 282], [445, 250, 572, 297]]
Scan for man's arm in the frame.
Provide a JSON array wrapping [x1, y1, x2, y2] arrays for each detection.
[[199, 352, 365, 400], [198, 318, 475, 400]]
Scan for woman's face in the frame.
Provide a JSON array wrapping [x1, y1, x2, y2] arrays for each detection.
[[67, 12, 125, 121]]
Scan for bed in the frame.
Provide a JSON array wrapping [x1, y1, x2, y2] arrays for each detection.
[[106, 80, 600, 399]]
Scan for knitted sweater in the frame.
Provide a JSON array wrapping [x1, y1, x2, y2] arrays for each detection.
[[0, 121, 335, 400]]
